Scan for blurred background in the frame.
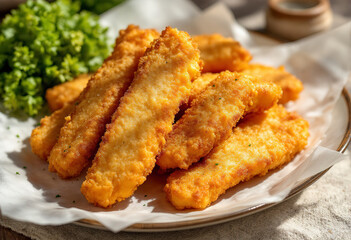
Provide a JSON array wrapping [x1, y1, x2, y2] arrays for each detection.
[[1, 0, 350, 40], [192, 0, 350, 28]]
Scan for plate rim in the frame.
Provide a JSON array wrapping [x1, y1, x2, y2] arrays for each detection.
[[74, 88, 351, 232]]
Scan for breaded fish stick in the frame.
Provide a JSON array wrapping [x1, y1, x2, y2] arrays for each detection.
[[30, 103, 75, 161], [31, 74, 91, 160], [81, 27, 202, 208], [157, 72, 282, 170], [33, 72, 215, 161], [177, 73, 219, 117], [189, 73, 218, 104], [241, 64, 303, 104], [193, 34, 251, 73], [165, 105, 309, 209], [46, 74, 91, 111], [46, 73, 217, 123], [48, 25, 160, 178]]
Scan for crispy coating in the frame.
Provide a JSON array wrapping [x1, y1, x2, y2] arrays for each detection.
[[45, 74, 91, 111], [241, 64, 303, 104], [81, 27, 202, 208], [164, 105, 309, 209], [190, 73, 219, 104], [157, 72, 282, 170], [31, 74, 91, 161], [48, 25, 160, 178], [30, 103, 75, 161], [193, 34, 252, 73], [177, 73, 219, 117]]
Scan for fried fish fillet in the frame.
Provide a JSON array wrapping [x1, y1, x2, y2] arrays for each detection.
[[241, 64, 303, 104], [46, 74, 91, 111], [31, 74, 92, 160], [177, 73, 219, 118], [157, 71, 282, 170], [81, 27, 202, 208], [189, 73, 219, 104], [30, 103, 75, 161], [165, 105, 309, 209], [48, 25, 160, 178], [193, 34, 252, 73]]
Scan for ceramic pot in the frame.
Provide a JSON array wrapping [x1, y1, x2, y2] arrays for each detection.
[[266, 0, 332, 40]]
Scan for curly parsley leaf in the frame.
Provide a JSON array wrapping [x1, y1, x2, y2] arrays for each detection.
[[0, 0, 111, 116]]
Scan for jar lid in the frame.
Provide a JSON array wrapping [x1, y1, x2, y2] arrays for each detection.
[[266, 0, 332, 40], [269, 0, 330, 17]]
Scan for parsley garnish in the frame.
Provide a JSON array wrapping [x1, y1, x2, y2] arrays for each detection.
[[56, 194, 61, 198], [0, 0, 111, 116]]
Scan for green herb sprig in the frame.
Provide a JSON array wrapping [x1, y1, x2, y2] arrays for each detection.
[[0, 0, 111, 116]]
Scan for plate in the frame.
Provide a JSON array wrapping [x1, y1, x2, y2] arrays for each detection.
[[1, 28, 348, 233], [74, 89, 351, 232]]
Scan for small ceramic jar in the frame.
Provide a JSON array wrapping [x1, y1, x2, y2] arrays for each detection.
[[266, 0, 332, 40]]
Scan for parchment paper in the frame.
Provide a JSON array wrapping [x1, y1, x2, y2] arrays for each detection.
[[0, 0, 350, 232]]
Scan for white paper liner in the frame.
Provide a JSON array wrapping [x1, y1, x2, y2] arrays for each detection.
[[0, 0, 350, 232]]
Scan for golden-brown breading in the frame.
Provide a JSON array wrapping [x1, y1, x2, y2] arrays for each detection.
[[241, 64, 303, 104], [157, 71, 282, 170], [190, 73, 219, 104], [193, 34, 252, 73], [31, 74, 91, 161], [80, 27, 202, 208], [164, 105, 309, 209], [45, 74, 91, 111], [30, 103, 75, 161], [48, 25, 160, 178], [177, 73, 219, 117]]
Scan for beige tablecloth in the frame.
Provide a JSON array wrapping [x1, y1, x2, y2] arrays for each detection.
[[1, 149, 350, 240]]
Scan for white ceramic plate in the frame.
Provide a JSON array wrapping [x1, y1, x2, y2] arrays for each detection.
[[1, 30, 348, 233], [74, 89, 351, 232]]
